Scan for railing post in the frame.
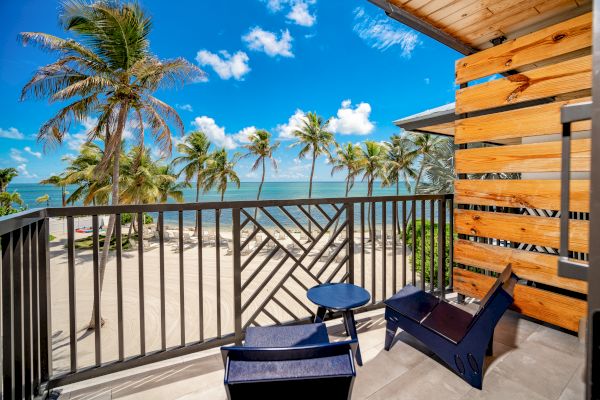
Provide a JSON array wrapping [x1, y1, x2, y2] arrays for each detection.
[[438, 198, 446, 300], [2, 232, 14, 400], [232, 208, 243, 345], [37, 218, 51, 393], [346, 202, 354, 285]]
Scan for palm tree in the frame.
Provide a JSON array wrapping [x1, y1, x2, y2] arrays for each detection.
[[407, 133, 444, 194], [358, 141, 387, 240], [61, 142, 112, 206], [201, 149, 241, 202], [330, 142, 362, 197], [419, 138, 455, 195], [173, 131, 211, 235], [0, 191, 24, 209], [385, 135, 418, 195], [290, 112, 335, 231], [241, 129, 279, 218], [0, 168, 18, 193], [21, 1, 201, 329], [40, 174, 68, 207], [36, 194, 51, 207], [156, 165, 189, 203]]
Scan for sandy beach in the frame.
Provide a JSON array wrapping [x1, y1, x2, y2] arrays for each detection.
[[47, 216, 413, 376]]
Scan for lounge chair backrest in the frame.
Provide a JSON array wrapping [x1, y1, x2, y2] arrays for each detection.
[[471, 264, 517, 324]]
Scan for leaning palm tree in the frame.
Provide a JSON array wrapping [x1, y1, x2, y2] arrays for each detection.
[[40, 174, 68, 207], [173, 131, 211, 235], [241, 129, 279, 218], [201, 149, 241, 202], [20, 0, 202, 329], [385, 135, 418, 195], [358, 141, 387, 241], [0, 168, 18, 193], [290, 112, 335, 231]]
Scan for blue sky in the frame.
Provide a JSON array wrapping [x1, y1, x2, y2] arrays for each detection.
[[0, 0, 459, 183]]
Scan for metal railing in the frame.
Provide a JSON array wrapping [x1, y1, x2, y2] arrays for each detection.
[[0, 193, 453, 399]]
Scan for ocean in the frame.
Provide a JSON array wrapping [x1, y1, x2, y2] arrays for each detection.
[[6, 181, 440, 228]]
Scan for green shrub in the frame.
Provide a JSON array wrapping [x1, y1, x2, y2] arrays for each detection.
[[404, 220, 453, 288], [73, 233, 135, 251], [120, 212, 154, 225]]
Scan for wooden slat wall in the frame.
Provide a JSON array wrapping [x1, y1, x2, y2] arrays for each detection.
[[453, 13, 590, 333], [454, 268, 587, 332]]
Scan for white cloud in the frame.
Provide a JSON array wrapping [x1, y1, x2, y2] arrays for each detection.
[[16, 164, 37, 179], [176, 103, 194, 112], [190, 117, 256, 150], [287, 0, 316, 27], [243, 27, 294, 57], [24, 146, 42, 159], [424, 78, 430, 84], [195, 50, 250, 80], [233, 126, 257, 144], [260, 0, 317, 27], [10, 149, 27, 163], [329, 100, 374, 135], [64, 117, 97, 150], [0, 127, 25, 140], [353, 7, 419, 57], [275, 109, 308, 139]]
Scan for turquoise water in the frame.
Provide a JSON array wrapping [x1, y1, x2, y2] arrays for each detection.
[[6, 181, 438, 227], [8, 181, 411, 209]]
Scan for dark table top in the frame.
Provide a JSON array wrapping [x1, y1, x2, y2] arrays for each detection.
[[307, 283, 371, 310]]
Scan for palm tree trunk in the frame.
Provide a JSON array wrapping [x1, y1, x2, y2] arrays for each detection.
[[89, 104, 127, 330], [254, 158, 265, 220], [194, 174, 201, 236], [333, 177, 350, 234], [61, 186, 66, 207], [308, 151, 316, 233]]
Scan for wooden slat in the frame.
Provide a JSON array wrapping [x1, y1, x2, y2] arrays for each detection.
[[454, 209, 589, 253], [453, 268, 586, 332], [421, 121, 455, 136], [454, 179, 590, 212], [456, 54, 592, 114], [455, 138, 591, 173], [455, 97, 591, 144], [454, 239, 587, 293], [456, 8, 592, 84]]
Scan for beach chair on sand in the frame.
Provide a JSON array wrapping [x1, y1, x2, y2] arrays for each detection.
[[221, 323, 357, 400], [383, 264, 517, 389]]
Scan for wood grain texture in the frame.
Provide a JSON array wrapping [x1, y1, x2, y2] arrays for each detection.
[[455, 138, 591, 173], [455, 97, 591, 144], [454, 239, 587, 293], [454, 209, 589, 253], [455, 55, 592, 114], [455, 10, 591, 83], [453, 268, 586, 332], [454, 179, 590, 212]]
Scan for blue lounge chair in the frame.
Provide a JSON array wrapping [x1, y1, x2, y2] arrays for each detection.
[[383, 264, 517, 389], [221, 323, 357, 399]]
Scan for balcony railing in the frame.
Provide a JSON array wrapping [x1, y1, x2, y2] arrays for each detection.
[[0, 193, 453, 399]]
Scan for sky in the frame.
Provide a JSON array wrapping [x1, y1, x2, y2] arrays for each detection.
[[0, 0, 460, 183]]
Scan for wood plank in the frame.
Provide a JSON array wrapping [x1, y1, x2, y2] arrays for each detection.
[[454, 209, 589, 253], [455, 12, 591, 84], [453, 268, 586, 332], [455, 138, 591, 173], [455, 179, 590, 212], [421, 121, 455, 136], [455, 97, 591, 144], [454, 239, 587, 293], [456, 55, 592, 114]]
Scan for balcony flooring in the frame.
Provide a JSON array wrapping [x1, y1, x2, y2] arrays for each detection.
[[55, 303, 586, 400]]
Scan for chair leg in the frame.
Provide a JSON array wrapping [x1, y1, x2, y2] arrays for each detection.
[[314, 306, 327, 323], [486, 332, 494, 357], [384, 319, 397, 351]]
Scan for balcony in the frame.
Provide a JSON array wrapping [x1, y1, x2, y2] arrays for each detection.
[[0, 194, 587, 399]]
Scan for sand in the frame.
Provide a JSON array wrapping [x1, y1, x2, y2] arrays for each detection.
[[47, 217, 413, 376]]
